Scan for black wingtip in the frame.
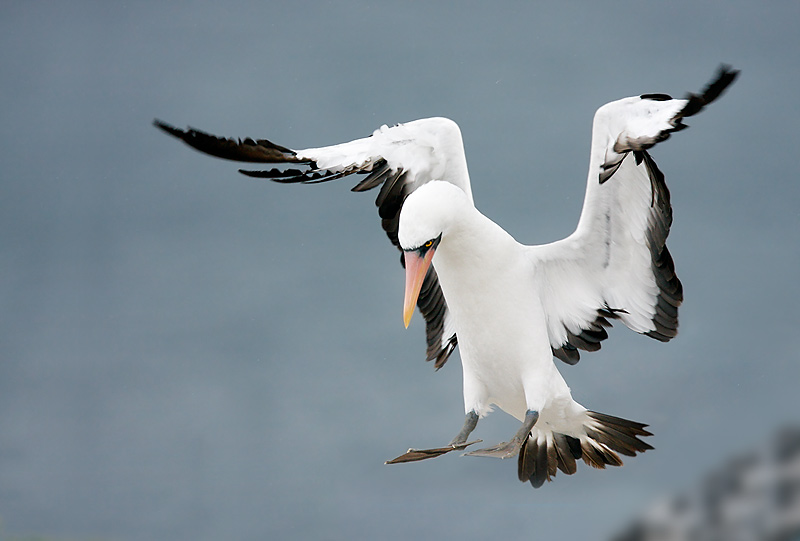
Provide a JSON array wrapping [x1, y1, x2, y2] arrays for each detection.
[[153, 119, 183, 138], [680, 64, 740, 118], [153, 119, 303, 164], [708, 64, 741, 98]]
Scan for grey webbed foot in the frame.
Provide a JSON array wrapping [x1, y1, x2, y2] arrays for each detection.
[[464, 439, 525, 459], [385, 440, 482, 464], [385, 411, 480, 464], [464, 409, 539, 460]]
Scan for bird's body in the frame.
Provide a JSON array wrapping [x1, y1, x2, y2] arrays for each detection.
[[397, 179, 653, 484], [401, 182, 573, 423], [155, 65, 738, 487]]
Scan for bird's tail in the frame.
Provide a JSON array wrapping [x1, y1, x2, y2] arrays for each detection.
[[518, 410, 653, 488]]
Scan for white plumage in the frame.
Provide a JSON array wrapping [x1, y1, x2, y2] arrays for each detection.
[[155, 65, 738, 487]]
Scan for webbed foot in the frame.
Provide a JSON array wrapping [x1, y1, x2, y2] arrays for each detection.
[[385, 440, 482, 464], [464, 439, 524, 459], [464, 409, 539, 459]]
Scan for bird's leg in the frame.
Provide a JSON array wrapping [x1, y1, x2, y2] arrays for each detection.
[[464, 409, 539, 459], [385, 411, 482, 464], [449, 410, 479, 446]]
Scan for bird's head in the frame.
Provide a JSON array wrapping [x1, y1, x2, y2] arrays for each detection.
[[398, 181, 469, 328]]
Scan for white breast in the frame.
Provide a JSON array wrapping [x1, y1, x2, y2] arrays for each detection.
[[429, 204, 571, 419]]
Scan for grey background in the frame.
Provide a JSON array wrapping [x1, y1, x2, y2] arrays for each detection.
[[2, 1, 798, 540]]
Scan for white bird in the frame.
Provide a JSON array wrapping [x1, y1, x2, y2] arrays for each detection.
[[155, 65, 738, 487]]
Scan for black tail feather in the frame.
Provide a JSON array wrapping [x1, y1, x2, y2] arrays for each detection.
[[517, 411, 653, 488]]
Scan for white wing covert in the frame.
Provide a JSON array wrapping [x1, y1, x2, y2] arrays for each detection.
[[528, 66, 738, 364], [153, 117, 471, 369]]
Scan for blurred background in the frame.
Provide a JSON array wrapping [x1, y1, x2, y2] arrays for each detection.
[[1, 1, 798, 540]]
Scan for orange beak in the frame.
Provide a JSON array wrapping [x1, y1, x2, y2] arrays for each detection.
[[403, 248, 436, 328]]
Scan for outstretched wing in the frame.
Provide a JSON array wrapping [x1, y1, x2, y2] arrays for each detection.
[[528, 65, 738, 364], [154, 117, 470, 369]]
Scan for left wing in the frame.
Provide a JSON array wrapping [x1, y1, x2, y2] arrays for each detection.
[[154, 117, 470, 369], [527, 65, 738, 364]]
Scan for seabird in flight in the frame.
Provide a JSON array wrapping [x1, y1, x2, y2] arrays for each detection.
[[155, 65, 738, 487]]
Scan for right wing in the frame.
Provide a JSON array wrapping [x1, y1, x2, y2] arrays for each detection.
[[154, 117, 471, 370], [527, 65, 738, 364]]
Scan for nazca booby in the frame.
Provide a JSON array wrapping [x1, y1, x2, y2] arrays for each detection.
[[154, 65, 738, 487]]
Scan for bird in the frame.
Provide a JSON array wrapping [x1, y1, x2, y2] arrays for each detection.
[[154, 65, 738, 487]]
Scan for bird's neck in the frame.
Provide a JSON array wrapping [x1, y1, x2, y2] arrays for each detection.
[[432, 208, 521, 293]]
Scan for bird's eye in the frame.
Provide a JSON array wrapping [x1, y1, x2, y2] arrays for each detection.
[[424, 240, 433, 248]]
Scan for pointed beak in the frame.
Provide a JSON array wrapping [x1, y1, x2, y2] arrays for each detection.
[[403, 248, 436, 328]]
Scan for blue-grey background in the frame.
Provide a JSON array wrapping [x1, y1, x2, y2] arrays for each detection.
[[2, 2, 798, 539]]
